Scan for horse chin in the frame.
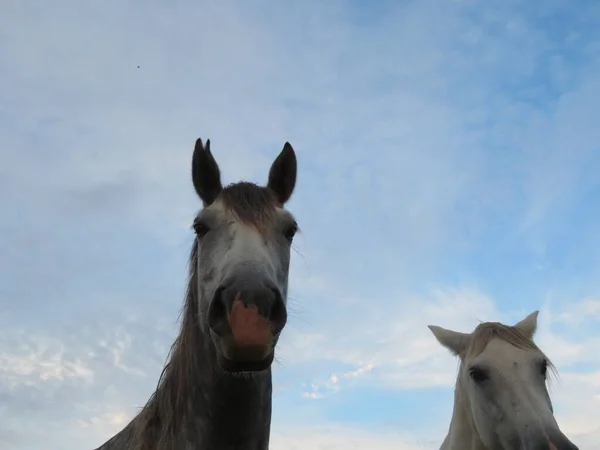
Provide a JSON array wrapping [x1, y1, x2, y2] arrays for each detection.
[[216, 350, 275, 373]]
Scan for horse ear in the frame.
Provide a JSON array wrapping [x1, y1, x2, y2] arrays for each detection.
[[267, 142, 297, 205], [428, 325, 471, 357], [514, 310, 539, 339], [192, 138, 223, 206]]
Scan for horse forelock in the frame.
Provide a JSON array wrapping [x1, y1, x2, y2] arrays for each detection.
[[219, 182, 279, 231], [463, 321, 556, 380]]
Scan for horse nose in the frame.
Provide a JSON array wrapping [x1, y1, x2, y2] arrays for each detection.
[[208, 275, 287, 340]]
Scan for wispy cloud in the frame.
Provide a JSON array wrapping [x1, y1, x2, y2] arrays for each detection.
[[271, 424, 440, 450]]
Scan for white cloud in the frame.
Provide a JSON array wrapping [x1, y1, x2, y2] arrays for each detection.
[[296, 292, 599, 374], [1, 288, 599, 448], [554, 298, 600, 325], [551, 371, 600, 447], [278, 287, 499, 391], [271, 425, 440, 450], [0, 333, 94, 388], [277, 292, 600, 447]]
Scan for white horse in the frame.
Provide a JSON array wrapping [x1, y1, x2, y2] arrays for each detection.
[[428, 311, 579, 450]]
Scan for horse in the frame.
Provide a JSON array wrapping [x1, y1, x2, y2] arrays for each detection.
[[428, 311, 579, 450], [95, 138, 299, 450]]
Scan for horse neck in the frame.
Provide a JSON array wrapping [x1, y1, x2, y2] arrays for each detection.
[[146, 288, 274, 450], [96, 287, 274, 450], [441, 375, 487, 450]]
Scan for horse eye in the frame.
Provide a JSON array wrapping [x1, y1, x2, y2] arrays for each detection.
[[469, 367, 488, 384], [283, 223, 298, 242], [540, 360, 548, 378], [193, 222, 210, 238]]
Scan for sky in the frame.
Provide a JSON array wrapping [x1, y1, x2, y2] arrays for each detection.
[[1, 0, 600, 448]]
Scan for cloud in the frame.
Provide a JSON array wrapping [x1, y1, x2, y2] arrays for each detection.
[[0, 335, 93, 387], [280, 290, 600, 391], [554, 298, 600, 325], [551, 370, 600, 446], [277, 287, 498, 387], [1, 289, 599, 448], [0, 313, 173, 449], [275, 291, 600, 448], [270, 425, 440, 450]]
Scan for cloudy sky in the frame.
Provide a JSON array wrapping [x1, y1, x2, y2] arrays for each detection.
[[2, 0, 600, 448]]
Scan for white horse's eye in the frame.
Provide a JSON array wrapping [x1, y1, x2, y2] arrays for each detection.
[[468, 366, 488, 383]]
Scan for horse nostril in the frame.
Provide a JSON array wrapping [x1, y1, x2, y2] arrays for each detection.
[[269, 288, 287, 334], [208, 286, 227, 329]]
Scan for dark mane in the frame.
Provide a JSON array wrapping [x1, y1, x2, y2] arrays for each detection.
[[131, 240, 202, 449]]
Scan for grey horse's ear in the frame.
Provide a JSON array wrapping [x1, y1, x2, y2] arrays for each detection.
[[267, 142, 297, 205], [428, 325, 471, 357], [192, 138, 223, 206], [514, 310, 539, 339]]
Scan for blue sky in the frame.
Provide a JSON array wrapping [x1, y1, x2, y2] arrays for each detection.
[[1, 0, 600, 448]]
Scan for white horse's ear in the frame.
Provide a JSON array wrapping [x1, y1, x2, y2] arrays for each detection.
[[514, 310, 539, 339], [428, 325, 471, 356]]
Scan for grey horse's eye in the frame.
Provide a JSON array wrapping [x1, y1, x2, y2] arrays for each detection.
[[283, 223, 298, 242], [540, 359, 548, 378], [193, 222, 210, 238]]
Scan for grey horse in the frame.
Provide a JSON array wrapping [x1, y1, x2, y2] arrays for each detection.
[[95, 138, 298, 450]]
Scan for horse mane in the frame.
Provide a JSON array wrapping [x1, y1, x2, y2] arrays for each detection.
[[129, 240, 202, 450]]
